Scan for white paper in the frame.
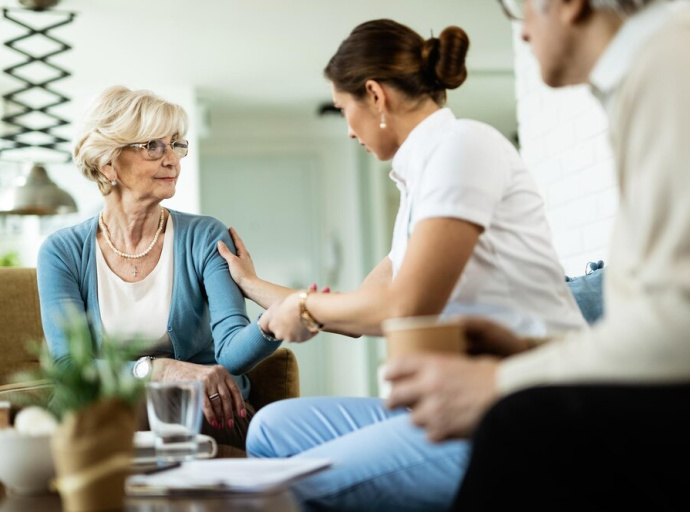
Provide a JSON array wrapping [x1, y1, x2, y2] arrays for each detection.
[[127, 458, 332, 494]]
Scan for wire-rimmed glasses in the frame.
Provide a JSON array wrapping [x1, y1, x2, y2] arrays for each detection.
[[127, 139, 189, 159], [498, 0, 526, 21]]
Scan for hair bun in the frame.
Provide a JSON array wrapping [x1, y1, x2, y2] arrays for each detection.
[[424, 26, 470, 90]]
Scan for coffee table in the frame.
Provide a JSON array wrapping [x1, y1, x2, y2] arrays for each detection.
[[0, 489, 300, 511]]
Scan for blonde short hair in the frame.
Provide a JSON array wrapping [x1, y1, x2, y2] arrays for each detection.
[[73, 86, 189, 195]]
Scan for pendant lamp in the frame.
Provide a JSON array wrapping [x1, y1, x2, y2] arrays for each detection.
[[0, 0, 77, 216]]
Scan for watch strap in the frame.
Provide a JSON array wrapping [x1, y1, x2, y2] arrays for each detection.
[[257, 313, 279, 342]]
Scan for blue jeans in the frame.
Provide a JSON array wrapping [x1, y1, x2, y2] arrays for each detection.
[[247, 397, 471, 512]]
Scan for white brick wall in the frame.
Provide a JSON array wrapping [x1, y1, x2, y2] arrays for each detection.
[[513, 30, 618, 276]]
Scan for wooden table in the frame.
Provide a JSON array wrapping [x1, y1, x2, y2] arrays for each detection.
[[0, 490, 300, 511]]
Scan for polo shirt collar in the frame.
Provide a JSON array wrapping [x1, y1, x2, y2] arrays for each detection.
[[589, 0, 683, 102], [391, 107, 455, 185]]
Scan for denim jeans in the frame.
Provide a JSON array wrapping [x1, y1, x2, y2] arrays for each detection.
[[247, 396, 470, 512]]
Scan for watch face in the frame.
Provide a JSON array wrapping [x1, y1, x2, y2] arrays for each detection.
[[133, 358, 151, 379]]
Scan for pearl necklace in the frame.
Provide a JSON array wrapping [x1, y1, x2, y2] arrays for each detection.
[[99, 207, 165, 260]]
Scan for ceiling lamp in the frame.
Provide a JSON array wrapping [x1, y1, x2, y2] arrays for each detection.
[[0, 0, 77, 215], [0, 164, 76, 215]]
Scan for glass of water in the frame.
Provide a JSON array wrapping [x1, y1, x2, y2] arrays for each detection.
[[145, 380, 203, 463]]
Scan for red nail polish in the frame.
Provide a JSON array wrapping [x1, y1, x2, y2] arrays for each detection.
[[227, 419, 234, 429], [212, 421, 219, 429], [240, 409, 246, 418]]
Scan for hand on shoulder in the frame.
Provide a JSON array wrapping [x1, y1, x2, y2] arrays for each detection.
[[217, 227, 258, 290]]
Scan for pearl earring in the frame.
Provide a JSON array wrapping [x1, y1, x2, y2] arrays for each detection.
[[379, 113, 387, 129], [110, 179, 117, 186]]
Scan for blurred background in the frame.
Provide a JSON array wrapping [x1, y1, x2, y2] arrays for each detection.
[[0, 0, 617, 398]]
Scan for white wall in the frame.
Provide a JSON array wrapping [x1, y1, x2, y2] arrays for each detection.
[[513, 30, 618, 276], [200, 109, 375, 397]]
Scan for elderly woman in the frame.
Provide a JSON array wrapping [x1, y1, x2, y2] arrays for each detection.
[[36, 86, 280, 448]]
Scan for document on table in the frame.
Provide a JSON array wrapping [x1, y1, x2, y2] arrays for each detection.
[[126, 458, 332, 495]]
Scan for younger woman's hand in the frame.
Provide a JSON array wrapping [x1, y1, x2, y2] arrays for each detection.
[[153, 359, 245, 429], [265, 293, 318, 343], [217, 227, 258, 289]]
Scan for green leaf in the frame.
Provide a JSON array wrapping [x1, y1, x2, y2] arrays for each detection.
[[13, 312, 147, 419]]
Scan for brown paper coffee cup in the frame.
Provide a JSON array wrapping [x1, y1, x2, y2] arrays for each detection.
[[382, 315, 467, 359]]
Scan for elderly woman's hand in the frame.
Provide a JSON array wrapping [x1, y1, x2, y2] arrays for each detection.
[[217, 227, 258, 291], [265, 293, 318, 343], [153, 359, 245, 429]]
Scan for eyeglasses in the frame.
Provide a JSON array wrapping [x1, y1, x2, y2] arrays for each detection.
[[126, 139, 189, 159], [498, 0, 526, 21]]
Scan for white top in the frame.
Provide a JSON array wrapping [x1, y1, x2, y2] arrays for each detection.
[[96, 214, 174, 355], [499, 1, 690, 393], [388, 108, 584, 335]]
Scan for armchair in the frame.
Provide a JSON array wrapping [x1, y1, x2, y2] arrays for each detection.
[[0, 267, 299, 416]]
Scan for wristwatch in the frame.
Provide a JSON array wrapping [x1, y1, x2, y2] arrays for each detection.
[[298, 291, 323, 333], [133, 356, 156, 379], [257, 313, 279, 342]]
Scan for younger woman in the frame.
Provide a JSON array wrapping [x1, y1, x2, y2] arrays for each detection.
[[219, 19, 584, 512]]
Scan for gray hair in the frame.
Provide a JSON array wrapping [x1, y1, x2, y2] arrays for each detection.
[[590, 0, 663, 15], [537, 0, 666, 16], [73, 86, 188, 196]]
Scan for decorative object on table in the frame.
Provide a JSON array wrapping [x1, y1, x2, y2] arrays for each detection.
[[16, 316, 145, 511], [0, 0, 77, 215], [0, 406, 57, 495], [565, 260, 606, 325]]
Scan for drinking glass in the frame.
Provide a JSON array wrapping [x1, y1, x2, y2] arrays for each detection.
[[145, 380, 203, 463]]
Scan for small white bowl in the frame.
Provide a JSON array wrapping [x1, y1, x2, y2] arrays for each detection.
[[0, 428, 55, 495]]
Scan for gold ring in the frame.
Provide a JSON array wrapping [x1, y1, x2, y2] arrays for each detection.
[[209, 393, 220, 401]]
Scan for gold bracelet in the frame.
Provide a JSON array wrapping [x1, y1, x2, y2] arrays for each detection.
[[298, 290, 323, 333]]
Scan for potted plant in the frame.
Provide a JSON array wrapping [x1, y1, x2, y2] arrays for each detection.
[[18, 316, 145, 511]]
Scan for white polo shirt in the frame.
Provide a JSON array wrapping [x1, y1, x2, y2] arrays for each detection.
[[388, 108, 584, 334]]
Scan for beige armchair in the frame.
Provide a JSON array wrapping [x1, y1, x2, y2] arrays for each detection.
[[0, 267, 300, 418]]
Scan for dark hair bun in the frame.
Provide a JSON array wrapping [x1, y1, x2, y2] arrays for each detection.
[[424, 26, 470, 90]]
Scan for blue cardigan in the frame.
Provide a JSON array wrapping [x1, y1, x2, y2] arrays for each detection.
[[36, 209, 280, 399]]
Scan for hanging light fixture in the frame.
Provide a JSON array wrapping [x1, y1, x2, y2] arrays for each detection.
[[0, 163, 76, 214], [0, 0, 77, 215]]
